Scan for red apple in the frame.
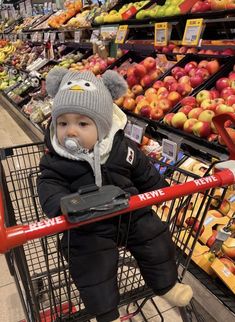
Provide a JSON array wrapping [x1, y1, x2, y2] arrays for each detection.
[[221, 87, 235, 100], [179, 46, 188, 54], [221, 48, 235, 56], [127, 75, 138, 88], [210, 89, 220, 99], [140, 75, 152, 87], [171, 66, 184, 76], [229, 72, 235, 81], [143, 57, 156, 71], [135, 95, 145, 104], [164, 76, 177, 85], [139, 105, 152, 118], [145, 87, 157, 98], [184, 61, 198, 74], [179, 76, 191, 84], [177, 83, 192, 96], [226, 95, 235, 106], [126, 66, 135, 78], [181, 96, 197, 107], [123, 97, 136, 110], [175, 70, 187, 81], [198, 110, 215, 123], [195, 67, 210, 80], [151, 107, 164, 120], [179, 104, 193, 115], [132, 84, 144, 95], [168, 82, 179, 92], [185, 217, 205, 235], [134, 64, 147, 78], [192, 121, 211, 137], [188, 68, 197, 77], [158, 98, 172, 112], [201, 99, 217, 111], [208, 133, 218, 142], [196, 90, 212, 103], [114, 96, 124, 107], [188, 107, 204, 119], [226, 0, 235, 9], [183, 118, 198, 133], [163, 113, 175, 126], [190, 74, 204, 88], [149, 70, 161, 82], [216, 77, 231, 91], [198, 60, 209, 69], [207, 60, 220, 75], [171, 112, 187, 128], [168, 91, 182, 105], [152, 80, 165, 90], [216, 104, 234, 114]]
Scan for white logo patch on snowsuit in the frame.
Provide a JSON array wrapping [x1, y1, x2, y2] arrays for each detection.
[[126, 147, 134, 165]]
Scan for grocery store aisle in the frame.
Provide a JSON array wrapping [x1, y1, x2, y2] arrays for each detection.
[[0, 106, 184, 321]]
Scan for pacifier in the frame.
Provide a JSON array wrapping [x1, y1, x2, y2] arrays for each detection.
[[64, 137, 82, 152], [64, 137, 89, 154]]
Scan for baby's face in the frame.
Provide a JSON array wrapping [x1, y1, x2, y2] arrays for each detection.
[[57, 113, 98, 150]]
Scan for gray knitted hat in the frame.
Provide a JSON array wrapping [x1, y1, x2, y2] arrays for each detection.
[[46, 67, 128, 140]]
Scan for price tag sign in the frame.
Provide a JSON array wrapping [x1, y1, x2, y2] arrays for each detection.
[[154, 22, 171, 47], [182, 19, 204, 46], [58, 32, 65, 43], [115, 25, 128, 44], [37, 33, 43, 43], [124, 118, 147, 144], [31, 33, 38, 42], [162, 139, 179, 161], [44, 32, 50, 43], [74, 31, 82, 43]]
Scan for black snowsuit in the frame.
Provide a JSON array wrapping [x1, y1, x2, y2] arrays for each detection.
[[37, 128, 178, 320]]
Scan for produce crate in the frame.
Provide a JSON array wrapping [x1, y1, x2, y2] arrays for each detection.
[[157, 56, 235, 155], [92, 0, 153, 26]]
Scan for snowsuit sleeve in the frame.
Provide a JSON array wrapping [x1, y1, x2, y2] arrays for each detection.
[[37, 155, 71, 218]]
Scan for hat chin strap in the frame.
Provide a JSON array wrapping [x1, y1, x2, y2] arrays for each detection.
[[93, 142, 102, 187]]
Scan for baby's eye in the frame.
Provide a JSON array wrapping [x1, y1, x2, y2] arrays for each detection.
[[58, 121, 67, 127], [79, 122, 88, 127]]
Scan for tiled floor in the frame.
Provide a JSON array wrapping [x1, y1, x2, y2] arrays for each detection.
[[0, 107, 183, 321]]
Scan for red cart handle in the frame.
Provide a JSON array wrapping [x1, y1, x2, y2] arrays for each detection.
[[213, 113, 235, 160], [1, 161, 235, 254]]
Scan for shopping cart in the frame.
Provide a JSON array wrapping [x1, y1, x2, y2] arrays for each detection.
[[0, 113, 235, 322]]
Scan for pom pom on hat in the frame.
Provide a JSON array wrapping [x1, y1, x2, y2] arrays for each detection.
[[102, 70, 128, 100], [46, 67, 68, 97]]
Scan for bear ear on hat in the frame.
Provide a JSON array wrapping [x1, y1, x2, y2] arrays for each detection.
[[102, 70, 128, 100], [46, 67, 68, 97]]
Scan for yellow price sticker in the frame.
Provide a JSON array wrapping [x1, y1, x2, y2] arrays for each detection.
[[154, 22, 171, 47], [115, 25, 129, 44], [182, 19, 204, 46]]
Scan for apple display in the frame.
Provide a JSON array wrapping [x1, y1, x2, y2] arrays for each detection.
[[220, 87, 235, 100], [153, 80, 165, 90], [190, 75, 204, 88], [134, 64, 147, 78], [168, 91, 182, 105], [158, 98, 172, 112], [184, 61, 198, 74], [200, 99, 217, 111], [179, 104, 193, 115], [143, 57, 156, 71], [226, 95, 235, 106]]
